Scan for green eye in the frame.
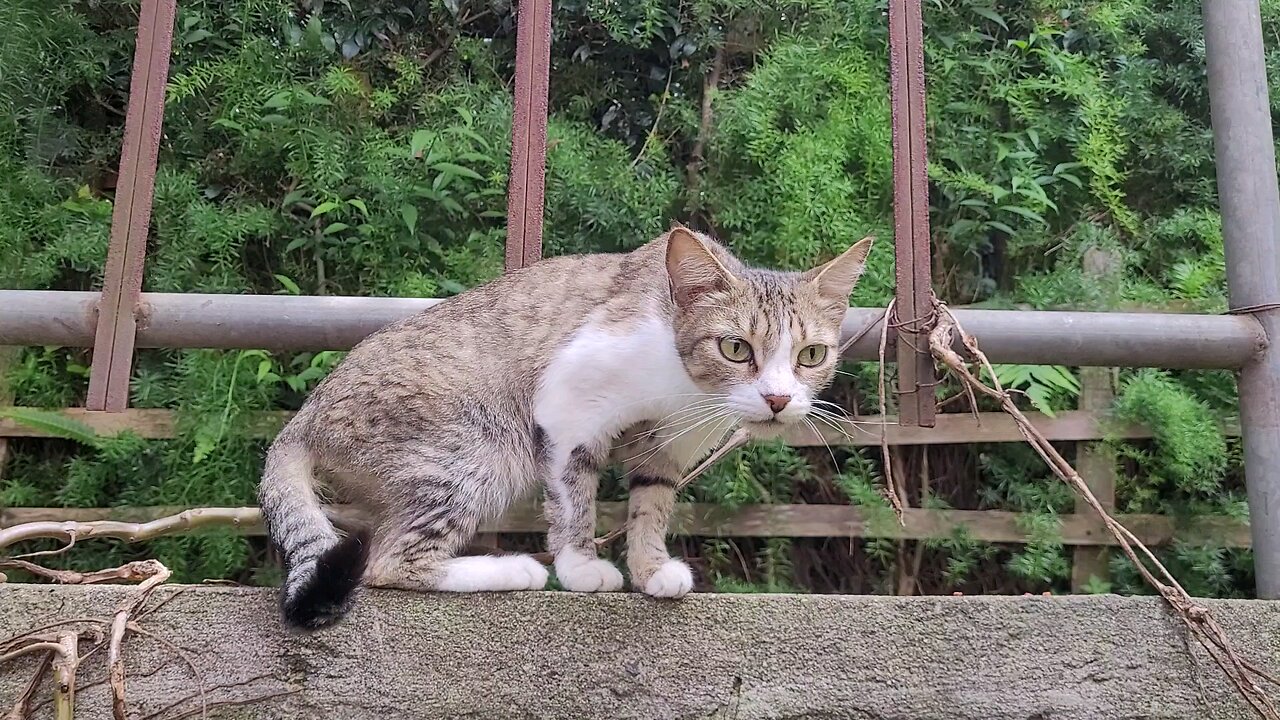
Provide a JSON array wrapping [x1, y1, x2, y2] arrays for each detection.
[[718, 337, 752, 363], [797, 344, 828, 367]]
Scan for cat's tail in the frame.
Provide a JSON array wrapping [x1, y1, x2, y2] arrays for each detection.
[[259, 429, 368, 630]]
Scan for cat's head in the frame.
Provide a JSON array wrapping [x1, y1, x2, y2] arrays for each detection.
[[665, 225, 873, 436]]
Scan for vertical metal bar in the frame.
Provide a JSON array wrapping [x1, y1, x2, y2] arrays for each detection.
[[888, 0, 936, 427], [1203, 0, 1280, 597], [505, 0, 552, 270], [85, 0, 177, 412]]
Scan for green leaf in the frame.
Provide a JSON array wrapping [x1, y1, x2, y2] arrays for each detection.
[[432, 162, 483, 181], [410, 130, 434, 159], [322, 222, 350, 235], [284, 237, 310, 253], [973, 7, 1007, 29], [0, 408, 101, 447], [211, 118, 246, 132], [282, 189, 308, 208], [310, 201, 340, 218], [263, 90, 292, 109], [273, 273, 301, 294], [400, 204, 419, 234], [1001, 205, 1046, 223], [347, 199, 369, 215]]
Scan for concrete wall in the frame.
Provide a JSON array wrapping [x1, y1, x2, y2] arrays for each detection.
[[1, 585, 1276, 719]]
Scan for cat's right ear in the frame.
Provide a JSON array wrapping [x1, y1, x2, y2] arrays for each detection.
[[666, 226, 739, 308]]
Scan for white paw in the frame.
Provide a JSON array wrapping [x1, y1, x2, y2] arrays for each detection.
[[507, 555, 551, 591], [555, 549, 625, 592], [437, 555, 548, 592], [643, 559, 693, 599]]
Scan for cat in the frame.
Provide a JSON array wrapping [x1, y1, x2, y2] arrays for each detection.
[[258, 224, 873, 629]]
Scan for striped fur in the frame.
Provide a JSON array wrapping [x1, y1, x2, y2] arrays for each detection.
[[258, 225, 872, 629]]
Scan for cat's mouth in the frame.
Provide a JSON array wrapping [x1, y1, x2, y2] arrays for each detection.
[[742, 418, 790, 439]]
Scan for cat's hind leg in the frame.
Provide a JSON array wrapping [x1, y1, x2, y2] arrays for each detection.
[[364, 475, 547, 593]]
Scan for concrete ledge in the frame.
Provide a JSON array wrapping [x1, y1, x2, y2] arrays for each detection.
[[1, 586, 1277, 719]]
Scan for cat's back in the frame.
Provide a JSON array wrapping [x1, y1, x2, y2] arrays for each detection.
[[304, 243, 667, 415]]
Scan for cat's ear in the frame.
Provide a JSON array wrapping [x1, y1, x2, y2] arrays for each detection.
[[802, 236, 874, 301], [666, 226, 740, 307]]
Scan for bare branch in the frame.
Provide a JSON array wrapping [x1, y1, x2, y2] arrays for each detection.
[[51, 633, 78, 720], [0, 508, 262, 552], [108, 560, 172, 720], [4, 648, 51, 720], [877, 299, 906, 522]]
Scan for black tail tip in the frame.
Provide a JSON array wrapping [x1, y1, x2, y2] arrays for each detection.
[[281, 530, 370, 631]]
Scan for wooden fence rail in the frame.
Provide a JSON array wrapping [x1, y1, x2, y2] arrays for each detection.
[[0, 406, 1249, 587], [0, 407, 1242, 445], [0, 504, 1252, 548]]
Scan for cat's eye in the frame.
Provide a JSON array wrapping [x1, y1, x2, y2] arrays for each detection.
[[797, 344, 828, 367], [719, 337, 752, 363]]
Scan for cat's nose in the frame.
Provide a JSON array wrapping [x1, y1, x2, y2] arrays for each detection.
[[763, 394, 791, 413]]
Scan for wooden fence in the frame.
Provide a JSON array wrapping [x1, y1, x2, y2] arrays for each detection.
[[0, 376, 1248, 592]]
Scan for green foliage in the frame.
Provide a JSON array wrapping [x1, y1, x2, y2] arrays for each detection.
[[988, 364, 1080, 416], [0, 0, 1259, 596], [1112, 369, 1229, 502]]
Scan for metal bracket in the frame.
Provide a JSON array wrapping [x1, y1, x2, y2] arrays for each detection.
[[85, 0, 176, 412], [505, 0, 553, 271], [888, 0, 937, 428]]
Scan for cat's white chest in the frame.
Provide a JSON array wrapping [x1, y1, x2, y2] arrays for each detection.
[[535, 315, 732, 460]]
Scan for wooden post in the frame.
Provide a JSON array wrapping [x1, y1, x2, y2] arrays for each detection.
[[1071, 247, 1121, 592], [0, 348, 18, 482], [1070, 368, 1117, 592]]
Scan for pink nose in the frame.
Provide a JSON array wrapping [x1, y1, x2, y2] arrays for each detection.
[[763, 394, 791, 413]]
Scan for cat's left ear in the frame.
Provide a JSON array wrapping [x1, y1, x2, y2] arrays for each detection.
[[802, 236, 875, 300]]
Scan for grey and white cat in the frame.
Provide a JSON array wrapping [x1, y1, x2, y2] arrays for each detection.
[[259, 225, 873, 629]]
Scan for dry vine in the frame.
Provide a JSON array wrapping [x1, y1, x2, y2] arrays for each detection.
[[0, 553, 278, 720], [926, 297, 1280, 719]]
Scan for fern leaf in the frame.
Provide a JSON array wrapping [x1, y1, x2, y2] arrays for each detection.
[[0, 408, 102, 447]]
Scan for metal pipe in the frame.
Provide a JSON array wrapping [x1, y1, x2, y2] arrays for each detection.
[[1204, 0, 1280, 597], [0, 290, 1265, 368]]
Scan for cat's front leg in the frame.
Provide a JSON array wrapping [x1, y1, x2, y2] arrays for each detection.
[[540, 434, 625, 593], [616, 430, 694, 598]]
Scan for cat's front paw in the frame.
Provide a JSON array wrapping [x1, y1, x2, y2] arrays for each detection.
[[509, 554, 552, 590], [642, 558, 693, 599], [554, 549, 625, 592]]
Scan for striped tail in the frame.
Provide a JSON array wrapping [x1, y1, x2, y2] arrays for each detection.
[[258, 432, 368, 630]]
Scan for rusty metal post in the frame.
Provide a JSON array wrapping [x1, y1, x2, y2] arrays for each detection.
[[85, 0, 177, 412], [505, 0, 552, 270], [1204, 0, 1280, 597], [888, 0, 936, 427]]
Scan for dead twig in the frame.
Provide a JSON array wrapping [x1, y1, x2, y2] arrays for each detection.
[[52, 632, 78, 720], [127, 622, 208, 720], [0, 558, 170, 586], [108, 560, 172, 720], [4, 648, 52, 720], [145, 688, 299, 720], [876, 299, 906, 523], [927, 298, 1280, 720], [0, 507, 261, 551]]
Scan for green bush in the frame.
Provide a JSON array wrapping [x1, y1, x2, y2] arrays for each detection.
[[0, 0, 1253, 595]]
